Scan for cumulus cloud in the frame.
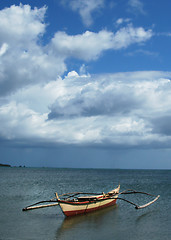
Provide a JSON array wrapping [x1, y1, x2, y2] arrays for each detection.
[[0, 4, 152, 97], [1, 71, 170, 148], [48, 73, 141, 119], [61, 0, 104, 26], [48, 71, 171, 119], [0, 4, 47, 50], [0, 101, 46, 141], [0, 4, 66, 96], [46, 71, 171, 148], [51, 25, 152, 61]]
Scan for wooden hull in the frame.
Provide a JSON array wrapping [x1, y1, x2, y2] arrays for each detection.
[[58, 185, 120, 217], [59, 198, 117, 217]]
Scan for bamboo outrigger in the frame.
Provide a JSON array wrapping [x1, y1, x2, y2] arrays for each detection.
[[22, 185, 160, 217]]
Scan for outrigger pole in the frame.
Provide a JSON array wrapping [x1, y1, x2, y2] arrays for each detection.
[[115, 195, 160, 209], [117, 189, 160, 209], [22, 200, 59, 211]]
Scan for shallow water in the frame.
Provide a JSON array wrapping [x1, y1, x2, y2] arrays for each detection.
[[0, 168, 170, 240]]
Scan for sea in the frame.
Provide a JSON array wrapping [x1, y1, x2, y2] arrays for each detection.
[[0, 167, 170, 240]]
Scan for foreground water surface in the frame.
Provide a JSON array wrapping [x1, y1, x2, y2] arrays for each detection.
[[0, 168, 170, 240]]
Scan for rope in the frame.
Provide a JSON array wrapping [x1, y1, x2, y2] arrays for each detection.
[[119, 189, 156, 197]]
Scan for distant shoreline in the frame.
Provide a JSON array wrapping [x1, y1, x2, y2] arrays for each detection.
[[0, 164, 170, 170], [0, 163, 11, 167]]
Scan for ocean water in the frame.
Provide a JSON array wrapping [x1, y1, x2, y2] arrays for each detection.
[[0, 167, 170, 240]]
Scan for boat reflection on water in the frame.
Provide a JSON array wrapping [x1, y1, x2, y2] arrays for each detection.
[[55, 204, 119, 240]]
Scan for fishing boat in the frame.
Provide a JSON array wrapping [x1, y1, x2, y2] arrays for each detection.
[[55, 185, 120, 217], [22, 185, 160, 217]]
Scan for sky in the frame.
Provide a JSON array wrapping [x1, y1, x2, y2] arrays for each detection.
[[0, 0, 171, 169]]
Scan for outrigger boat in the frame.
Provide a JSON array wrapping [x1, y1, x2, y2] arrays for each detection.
[[22, 185, 160, 217]]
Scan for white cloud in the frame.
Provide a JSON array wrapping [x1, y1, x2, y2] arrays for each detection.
[[48, 71, 171, 119], [46, 71, 171, 148], [116, 18, 131, 26], [112, 24, 152, 49], [126, 49, 158, 57], [0, 4, 46, 45], [0, 101, 47, 141], [61, 0, 104, 26], [0, 4, 152, 97], [128, 0, 145, 15], [0, 4, 66, 96], [51, 26, 152, 61], [0, 43, 8, 56], [1, 71, 171, 149]]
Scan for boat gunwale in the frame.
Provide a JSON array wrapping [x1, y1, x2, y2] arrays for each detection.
[[58, 194, 119, 206]]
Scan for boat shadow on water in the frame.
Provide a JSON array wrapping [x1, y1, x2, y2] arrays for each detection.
[[135, 209, 158, 223], [55, 204, 119, 239]]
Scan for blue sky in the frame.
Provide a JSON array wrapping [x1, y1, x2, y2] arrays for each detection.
[[0, 0, 171, 169]]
